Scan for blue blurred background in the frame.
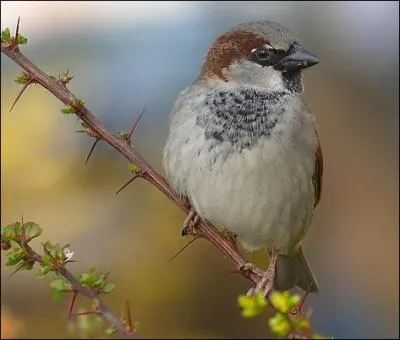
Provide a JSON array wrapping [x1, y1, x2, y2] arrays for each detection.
[[1, 1, 399, 338]]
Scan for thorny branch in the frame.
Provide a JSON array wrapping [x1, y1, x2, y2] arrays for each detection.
[[1, 21, 262, 286], [1, 19, 319, 339], [23, 243, 137, 339]]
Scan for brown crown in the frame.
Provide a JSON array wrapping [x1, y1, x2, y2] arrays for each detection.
[[199, 30, 266, 81]]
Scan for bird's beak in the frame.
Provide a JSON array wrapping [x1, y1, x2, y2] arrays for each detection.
[[278, 44, 319, 72]]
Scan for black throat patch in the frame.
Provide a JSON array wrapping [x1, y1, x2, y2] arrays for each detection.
[[196, 88, 287, 151]]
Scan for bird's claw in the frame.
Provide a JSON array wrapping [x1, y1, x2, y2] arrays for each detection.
[[245, 253, 278, 297], [239, 262, 265, 278], [181, 208, 200, 236]]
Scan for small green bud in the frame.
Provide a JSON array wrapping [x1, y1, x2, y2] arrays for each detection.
[[1, 28, 11, 42], [128, 163, 141, 174], [16, 34, 27, 45], [101, 282, 115, 294], [61, 106, 75, 115], [268, 312, 291, 337], [270, 291, 300, 313], [237, 292, 267, 318]]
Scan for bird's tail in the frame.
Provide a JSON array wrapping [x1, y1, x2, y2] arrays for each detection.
[[273, 246, 319, 293]]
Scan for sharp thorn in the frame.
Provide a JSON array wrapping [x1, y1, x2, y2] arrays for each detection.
[[15, 16, 21, 41], [84, 138, 100, 165], [128, 108, 145, 140], [115, 173, 142, 195], [167, 236, 199, 264], [8, 264, 27, 278], [291, 285, 312, 316], [9, 80, 33, 112], [68, 291, 78, 320], [125, 300, 133, 332], [64, 260, 78, 264], [181, 225, 191, 236], [102, 269, 112, 281], [226, 269, 241, 275]]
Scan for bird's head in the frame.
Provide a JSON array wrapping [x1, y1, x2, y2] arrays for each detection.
[[199, 21, 319, 94]]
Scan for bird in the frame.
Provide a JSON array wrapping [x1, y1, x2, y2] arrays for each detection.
[[163, 20, 323, 295]]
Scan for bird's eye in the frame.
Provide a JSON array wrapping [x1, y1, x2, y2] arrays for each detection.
[[255, 47, 270, 62]]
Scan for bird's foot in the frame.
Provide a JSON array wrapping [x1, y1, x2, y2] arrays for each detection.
[[181, 208, 200, 236], [246, 252, 278, 297], [239, 262, 265, 279]]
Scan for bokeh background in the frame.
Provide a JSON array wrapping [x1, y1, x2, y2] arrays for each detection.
[[1, 1, 399, 339]]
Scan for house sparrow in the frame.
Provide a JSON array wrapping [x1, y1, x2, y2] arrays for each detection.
[[163, 20, 323, 294]]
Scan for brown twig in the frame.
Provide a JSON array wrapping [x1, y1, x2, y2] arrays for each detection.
[[1, 26, 262, 287], [22, 243, 136, 339], [0, 19, 322, 339]]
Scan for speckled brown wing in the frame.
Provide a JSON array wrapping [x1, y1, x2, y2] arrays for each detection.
[[313, 131, 323, 208]]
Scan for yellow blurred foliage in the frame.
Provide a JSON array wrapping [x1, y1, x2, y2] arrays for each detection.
[[1, 87, 79, 191], [1, 307, 24, 339]]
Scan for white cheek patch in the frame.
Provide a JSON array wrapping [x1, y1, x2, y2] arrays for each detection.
[[227, 60, 286, 92], [260, 67, 286, 91]]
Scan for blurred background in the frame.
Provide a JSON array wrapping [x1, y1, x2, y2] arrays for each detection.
[[1, 1, 398, 339]]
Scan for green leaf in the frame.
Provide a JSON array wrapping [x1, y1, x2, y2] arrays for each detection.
[[254, 291, 267, 307], [43, 241, 64, 261], [94, 277, 104, 286], [41, 254, 52, 267], [8, 239, 21, 249], [1, 223, 20, 241], [8, 259, 34, 276], [101, 282, 115, 294], [52, 289, 65, 302], [80, 272, 90, 283], [16, 34, 27, 45], [38, 253, 54, 275], [270, 291, 299, 313], [6, 249, 25, 266], [1, 28, 11, 42], [14, 73, 29, 84], [50, 278, 69, 292], [268, 312, 291, 337], [23, 221, 42, 241], [38, 265, 51, 276], [288, 293, 301, 309], [15, 260, 34, 272], [237, 292, 267, 318], [79, 268, 100, 286], [61, 106, 74, 115]]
